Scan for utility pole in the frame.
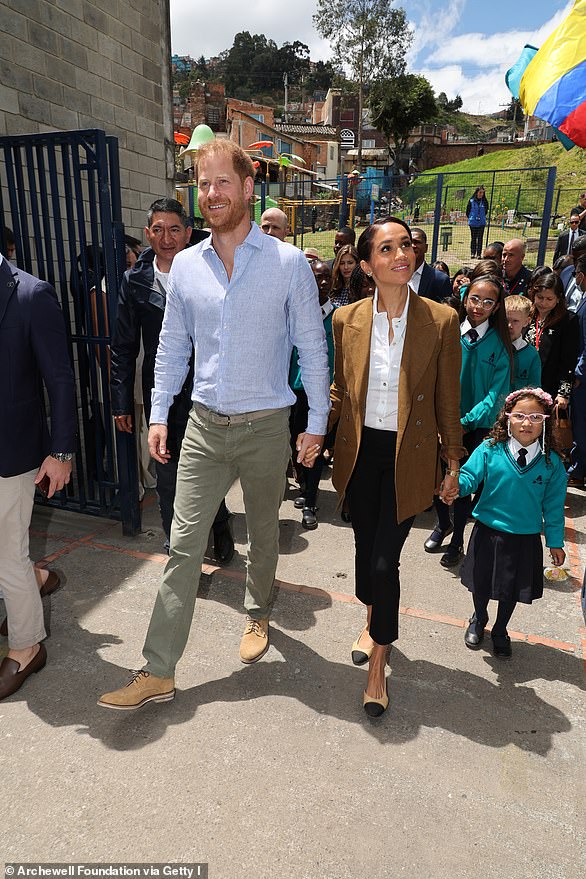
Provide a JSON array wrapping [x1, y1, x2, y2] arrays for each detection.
[[284, 72, 289, 123]]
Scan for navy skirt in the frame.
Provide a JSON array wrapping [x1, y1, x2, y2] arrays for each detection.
[[461, 521, 543, 604]]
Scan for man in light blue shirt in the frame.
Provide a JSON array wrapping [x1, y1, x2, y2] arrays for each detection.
[[99, 139, 330, 710]]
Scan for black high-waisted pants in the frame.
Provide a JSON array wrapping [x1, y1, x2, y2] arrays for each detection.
[[346, 427, 415, 645]]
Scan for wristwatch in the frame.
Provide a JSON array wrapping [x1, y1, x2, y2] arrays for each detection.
[[445, 468, 460, 477], [50, 452, 74, 463]]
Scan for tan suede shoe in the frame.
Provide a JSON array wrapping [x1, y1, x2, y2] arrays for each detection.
[[98, 670, 175, 710], [239, 617, 269, 664]]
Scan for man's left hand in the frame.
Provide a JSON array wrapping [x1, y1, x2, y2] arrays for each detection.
[[35, 456, 73, 498], [296, 433, 324, 468]]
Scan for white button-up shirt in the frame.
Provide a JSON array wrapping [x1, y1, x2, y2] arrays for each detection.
[[364, 288, 410, 432], [460, 317, 489, 339]]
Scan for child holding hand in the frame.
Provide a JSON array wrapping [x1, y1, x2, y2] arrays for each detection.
[[453, 388, 567, 658]]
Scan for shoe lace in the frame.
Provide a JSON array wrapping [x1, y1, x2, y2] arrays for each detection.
[[127, 669, 149, 686], [244, 618, 264, 637]]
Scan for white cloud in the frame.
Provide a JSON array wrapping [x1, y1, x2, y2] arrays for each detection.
[[170, 0, 331, 61], [409, 0, 467, 60], [417, 64, 510, 115], [414, 1, 575, 113]]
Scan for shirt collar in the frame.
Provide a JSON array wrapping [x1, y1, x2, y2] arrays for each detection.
[[0, 253, 3, 268], [461, 317, 489, 338], [321, 298, 334, 319], [512, 335, 527, 350], [508, 435, 541, 464], [201, 221, 259, 253], [412, 263, 424, 280]]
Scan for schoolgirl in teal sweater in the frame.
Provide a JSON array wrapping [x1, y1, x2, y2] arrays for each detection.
[[426, 273, 513, 567], [456, 388, 566, 658]]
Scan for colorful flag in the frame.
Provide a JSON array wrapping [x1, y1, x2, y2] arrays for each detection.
[[517, 0, 586, 148]]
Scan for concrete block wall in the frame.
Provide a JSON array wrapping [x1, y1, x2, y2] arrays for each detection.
[[0, 0, 174, 235]]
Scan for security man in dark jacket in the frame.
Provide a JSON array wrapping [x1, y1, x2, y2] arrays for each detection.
[[110, 198, 233, 561], [0, 255, 76, 700]]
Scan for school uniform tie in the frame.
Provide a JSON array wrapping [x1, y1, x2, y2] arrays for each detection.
[[517, 448, 528, 468], [467, 328, 479, 343]]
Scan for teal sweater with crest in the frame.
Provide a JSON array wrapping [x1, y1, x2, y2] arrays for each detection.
[[458, 441, 566, 547], [460, 327, 510, 431]]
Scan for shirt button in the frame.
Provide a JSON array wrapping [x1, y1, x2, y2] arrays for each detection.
[[382, 382, 387, 387]]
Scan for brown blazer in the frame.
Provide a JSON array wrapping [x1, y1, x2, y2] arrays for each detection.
[[328, 291, 465, 523]]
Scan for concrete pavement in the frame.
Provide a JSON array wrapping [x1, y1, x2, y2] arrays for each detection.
[[1, 468, 585, 878]]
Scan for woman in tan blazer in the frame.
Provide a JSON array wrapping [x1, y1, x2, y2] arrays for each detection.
[[329, 217, 465, 716]]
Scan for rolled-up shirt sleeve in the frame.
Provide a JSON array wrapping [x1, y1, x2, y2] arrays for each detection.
[[150, 272, 193, 425], [287, 253, 331, 435]]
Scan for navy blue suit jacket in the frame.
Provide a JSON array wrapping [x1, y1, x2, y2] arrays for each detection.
[[418, 262, 452, 303], [0, 258, 76, 477], [575, 294, 586, 381]]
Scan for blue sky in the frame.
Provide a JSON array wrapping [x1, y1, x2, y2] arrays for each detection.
[[170, 0, 574, 114]]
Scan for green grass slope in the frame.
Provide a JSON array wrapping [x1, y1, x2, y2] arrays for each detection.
[[418, 142, 586, 219]]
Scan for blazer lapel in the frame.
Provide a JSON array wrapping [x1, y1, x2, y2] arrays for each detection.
[[345, 298, 373, 404], [399, 291, 437, 401], [0, 259, 18, 327]]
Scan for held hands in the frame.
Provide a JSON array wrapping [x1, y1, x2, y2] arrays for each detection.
[[35, 456, 72, 499], [438, 472, 459, 506], [549, 547, 566, 567], [296, 432, 324, 468], [555, 395, 569, 410], [148, 424, 171, 465]]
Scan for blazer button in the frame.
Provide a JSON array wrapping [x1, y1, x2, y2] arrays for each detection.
[[341, 436, 347, 443], [345, 414, 349, 421], [415, 443, 420, 449], [417, 394, 424, 401], [416, 419, 422, 426]]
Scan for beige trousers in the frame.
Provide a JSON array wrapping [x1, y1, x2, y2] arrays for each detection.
[[0, 470, 45, 649]]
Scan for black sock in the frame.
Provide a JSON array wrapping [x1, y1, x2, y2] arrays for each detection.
[[473, 595, 489, 624], [492, 599, 516, 636]]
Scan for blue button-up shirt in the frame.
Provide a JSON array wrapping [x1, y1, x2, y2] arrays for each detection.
[[151, 222, 331, 434]]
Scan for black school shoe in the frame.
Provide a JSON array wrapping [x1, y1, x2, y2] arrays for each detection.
[[301, 506, 318, 530], [440, 544, 464, 568], [491, 632, 512, 659], [424, 524, 453, 553], [464, 614, 488, 649]]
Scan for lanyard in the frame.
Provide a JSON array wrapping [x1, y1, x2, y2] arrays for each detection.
[[534, 318, 546, 349]]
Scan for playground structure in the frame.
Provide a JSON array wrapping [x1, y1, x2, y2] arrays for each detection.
[[175, 163, 572, 268]]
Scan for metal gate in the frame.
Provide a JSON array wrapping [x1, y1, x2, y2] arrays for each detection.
[[0, 129, 140, 535]]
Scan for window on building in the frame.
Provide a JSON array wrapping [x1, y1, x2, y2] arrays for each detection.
[[250, 113, 265, 123], [340, 109, 355, 123], [363, 139, 376, 149], [329, 145, 334, 161], [277, 139, 292, 155], [206, 107, 220, 124]]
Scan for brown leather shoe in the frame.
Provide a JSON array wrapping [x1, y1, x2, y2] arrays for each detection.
[[239, 617, 269, 663], [0, 571, 61, 636], [0, 643, 47, 700], [39, 570, 61, 597]]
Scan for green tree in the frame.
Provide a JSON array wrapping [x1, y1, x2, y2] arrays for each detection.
[[305, 60, 336, 96], [313, 0, 412, 169], [369, 73, 437, 168]]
